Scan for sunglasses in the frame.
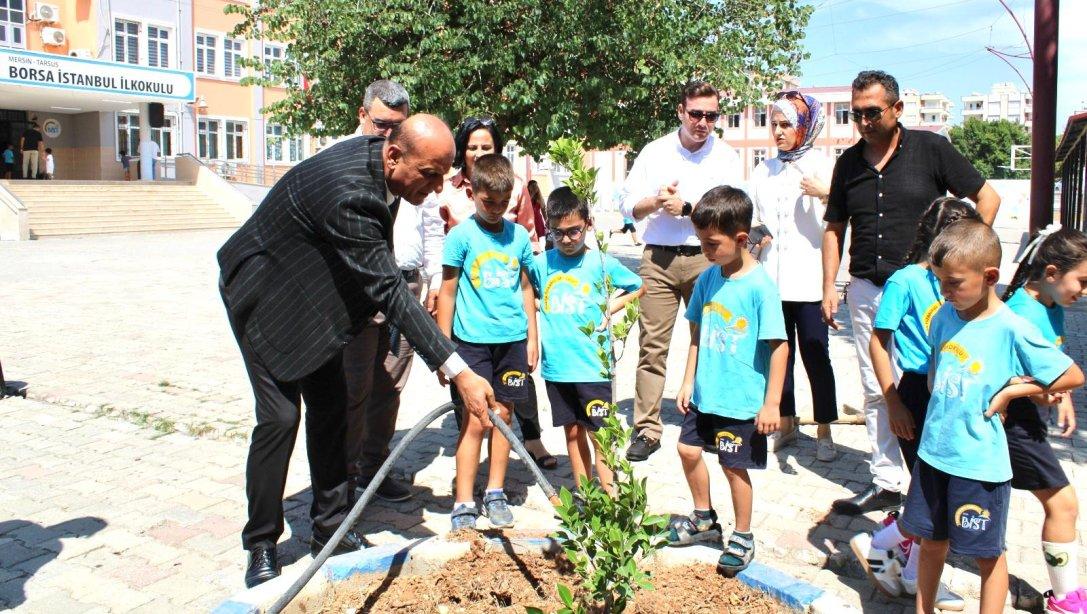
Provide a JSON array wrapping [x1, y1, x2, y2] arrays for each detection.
[[685, 110, 720, 123], [371, 118, 403, 130], [850, 106, 892, 123], [549, 226, 585, 240]]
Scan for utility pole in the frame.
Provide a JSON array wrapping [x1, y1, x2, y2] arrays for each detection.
[[1030, 0, 1058, 232]]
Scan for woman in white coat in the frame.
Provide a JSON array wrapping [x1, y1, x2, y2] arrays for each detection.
[[750, 91, 838, 461]]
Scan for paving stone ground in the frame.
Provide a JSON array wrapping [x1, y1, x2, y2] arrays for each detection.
[[1, 227, 1084, 612]]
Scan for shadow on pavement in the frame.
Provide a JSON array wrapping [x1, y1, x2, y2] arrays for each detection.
[[0, 516, 107, 608]]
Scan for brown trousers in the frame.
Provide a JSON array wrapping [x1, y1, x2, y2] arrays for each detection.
[[343, 271, 422, 477], [633, 246, 709, 441]]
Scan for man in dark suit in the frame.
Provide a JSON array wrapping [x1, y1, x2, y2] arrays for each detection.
[[218, 114, 496, 588]]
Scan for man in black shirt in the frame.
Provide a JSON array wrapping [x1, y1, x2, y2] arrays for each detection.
[[821, 71, 1000, 515], [19, 122, 44, 180]]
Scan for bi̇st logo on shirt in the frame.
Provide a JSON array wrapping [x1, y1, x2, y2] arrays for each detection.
[[585, 399, 610, 418], [716, 430, 743, 454], [934, 341, 984, 399], [500, 370, 526, 388], [954, 503, 992, 532], [468, 251, 520, 290], [543, 273, 592, 315], [702, 302, 749, 355]]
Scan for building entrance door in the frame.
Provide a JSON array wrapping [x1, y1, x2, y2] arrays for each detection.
[[0, 109, 30, 178]]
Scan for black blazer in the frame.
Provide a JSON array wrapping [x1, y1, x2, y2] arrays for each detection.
[[218, 136, 456, 382]]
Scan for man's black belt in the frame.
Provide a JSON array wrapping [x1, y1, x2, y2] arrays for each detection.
[[646, 243, 702, 257]]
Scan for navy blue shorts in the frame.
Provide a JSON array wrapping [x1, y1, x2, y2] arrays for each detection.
[[545, 381, 611, 430], [450, 337, 529, 405], [897, 371, 931, 475], [899, 459, 1010, 558], [678, 407, 767, 470], [1005, 398, 1070, 491]]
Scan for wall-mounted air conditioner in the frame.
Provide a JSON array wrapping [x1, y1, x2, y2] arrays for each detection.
[[33, 3, 60, 22], [41, 27, 66, 46]]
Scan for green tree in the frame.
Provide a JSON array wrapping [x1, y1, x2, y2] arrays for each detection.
[[226, 0, 812, 156], [948, 118, 1031, 179]]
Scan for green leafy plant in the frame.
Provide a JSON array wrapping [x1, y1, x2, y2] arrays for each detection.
[[542, 138, 668, 613]]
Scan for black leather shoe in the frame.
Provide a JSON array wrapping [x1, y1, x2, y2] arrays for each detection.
[[832, 484, 903, 516], [310, 528, 372, 558], [357, 474, 413, 502], [625, 435, 661, 462], [244, 546, 280, 588]]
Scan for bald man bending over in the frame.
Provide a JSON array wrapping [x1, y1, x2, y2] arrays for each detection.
[[218, 114, 496, 588]]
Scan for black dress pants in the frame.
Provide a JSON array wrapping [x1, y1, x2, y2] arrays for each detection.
[[228, 315, 353, 550], [780, 300, 839, 424]]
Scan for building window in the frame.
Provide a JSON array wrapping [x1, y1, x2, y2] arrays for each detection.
[[288, 136, 304, 162], [116, 114, 140, 158], [147, 25, 170, 68], [834, 102, 850, 125], [266, 123, 285, 162], [152, 117, 175, 157], [752, 148, 767, 169], [115, 19, 139, 65], [833, 146, 848, 159], [198, 119, 220, 159], [196, 33, 217, 76], [225, 121, 246, 160], [727, 113, 741, 129], [987, 101, 1001, 116], [754, 109, 767, 128], [224, 38, 244, 79], [0, 0, 26, 49], [1008, 101, 1021, 116], [263, 43, 284, 79], [502, 142, 517, 164]]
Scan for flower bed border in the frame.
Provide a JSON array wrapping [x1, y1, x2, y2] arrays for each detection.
[[211, 536, 856, 613]]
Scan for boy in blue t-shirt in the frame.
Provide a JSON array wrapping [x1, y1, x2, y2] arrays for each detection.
[[529, 187, 643, 493], [898, 220, 1083, 614], [668, 186, 788, 579], [2, 143, 14, 180], [437, 154, 538, 531]]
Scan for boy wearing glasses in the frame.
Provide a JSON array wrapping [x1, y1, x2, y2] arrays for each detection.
[[437, 154, 538, 531], [529, 187, 643, 493]]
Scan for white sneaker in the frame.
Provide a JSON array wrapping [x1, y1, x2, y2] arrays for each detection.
[[816, 436, 837, 462], [849, 532, 903, 597], [901, 576, 966, 611], [769, 421, 799, 452]]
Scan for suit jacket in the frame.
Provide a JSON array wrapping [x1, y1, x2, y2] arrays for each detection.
[[218, 136, 456, 382]]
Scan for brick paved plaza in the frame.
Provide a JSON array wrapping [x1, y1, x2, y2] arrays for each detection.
[[1, 228, 1084, 612]]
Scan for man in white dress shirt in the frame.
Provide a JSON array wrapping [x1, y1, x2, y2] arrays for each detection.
[[342, 80, 445, 500], [620, 81, 744, 461]]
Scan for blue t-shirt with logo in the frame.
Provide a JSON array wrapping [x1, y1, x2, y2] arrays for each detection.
[[2, 149, 14, 164], [873, 264, 943, 374], [443, 216, 535, 343], [529, 250, 642, 382], [920, 303, 1073, 482], [684, 264, 787, 420], [1004, 287, 1065, 349]]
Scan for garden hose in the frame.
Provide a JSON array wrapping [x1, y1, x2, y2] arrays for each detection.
[[267, 402, 560, 614]]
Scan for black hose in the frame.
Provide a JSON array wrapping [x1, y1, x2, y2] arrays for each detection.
[[266, 402, 558, 614]]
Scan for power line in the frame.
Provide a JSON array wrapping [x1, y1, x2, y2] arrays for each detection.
[[806, 0, 979, 30], [814, 25, 991, 59]]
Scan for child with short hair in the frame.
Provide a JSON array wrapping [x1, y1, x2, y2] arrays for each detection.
[[669, 185, 788, 578], [2, 143, 14, 180], [1000, 225, 1087, 613], [437, 153, 538, 531], [851, 197, 981, 607], [529, 187, 643, 493], [44, 147, 54, 180], [900, 220, 1083, 614]]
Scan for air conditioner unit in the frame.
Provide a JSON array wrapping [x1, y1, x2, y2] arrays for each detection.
[[33, 3, 60, 22], [41, 27, 66, 46], [69, 49, 92, 59]]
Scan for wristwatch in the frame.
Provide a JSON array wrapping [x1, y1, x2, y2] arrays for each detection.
[[681, 201, 692, 217]]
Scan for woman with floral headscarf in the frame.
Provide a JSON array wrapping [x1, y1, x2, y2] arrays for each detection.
[[749, 91, 839, 461]]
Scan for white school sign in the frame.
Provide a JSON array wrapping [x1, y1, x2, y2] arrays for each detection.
[[0, 48, 194, 102]]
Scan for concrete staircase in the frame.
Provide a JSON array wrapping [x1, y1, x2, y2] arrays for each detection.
[[0, 180, 244, 238]]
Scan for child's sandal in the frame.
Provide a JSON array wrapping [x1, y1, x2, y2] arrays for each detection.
[[666, 511, 722, 547], [717, 532, 755, 577]]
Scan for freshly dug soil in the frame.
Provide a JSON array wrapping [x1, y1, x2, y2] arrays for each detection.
[[306, 534, 783, 613]]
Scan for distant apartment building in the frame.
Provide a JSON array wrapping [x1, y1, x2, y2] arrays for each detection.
[[900, 89, 953, 129], [961, 82, 1033, 128]]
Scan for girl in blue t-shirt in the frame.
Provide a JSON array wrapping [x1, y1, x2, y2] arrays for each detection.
[[999, 226, 1087, 612], [853, 197, 980, 606]]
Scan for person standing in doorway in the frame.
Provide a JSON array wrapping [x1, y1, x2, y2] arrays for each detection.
[[620, 80, 744, 462], [19, 121, 43, 180], [2, 143, 14, 180], [139, 138, 160, 180], [44, 148, 55, 180], [822, 70, 1001, 515]]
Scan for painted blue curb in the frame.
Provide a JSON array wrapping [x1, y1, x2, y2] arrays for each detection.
[[212, 536, 834, 613]]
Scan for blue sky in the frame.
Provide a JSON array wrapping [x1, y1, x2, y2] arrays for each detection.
[[797, 0, 1087, 129]]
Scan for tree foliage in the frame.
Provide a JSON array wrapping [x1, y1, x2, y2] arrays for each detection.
[[226, 0, 812, 156], [948, 118, 1032, 179]]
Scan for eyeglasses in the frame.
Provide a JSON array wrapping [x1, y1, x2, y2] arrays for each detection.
[[549, 226, 585, 241], [685, 110, 720, 124], [850, 106, 892, 123], [371, 118, 403, 131]]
